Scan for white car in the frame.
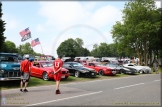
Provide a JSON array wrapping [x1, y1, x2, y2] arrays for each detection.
[[123, 63, 151, 74]]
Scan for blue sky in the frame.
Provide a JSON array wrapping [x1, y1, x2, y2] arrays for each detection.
[[1, 1, 161, 57]]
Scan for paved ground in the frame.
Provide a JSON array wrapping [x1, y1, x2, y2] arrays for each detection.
[[1, 74, 161, 107]]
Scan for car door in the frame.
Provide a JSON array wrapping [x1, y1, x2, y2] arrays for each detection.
[[63, 63, 74, 75], [31, 62, 41, 77]]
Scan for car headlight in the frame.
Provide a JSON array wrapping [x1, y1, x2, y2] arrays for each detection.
[[0, 64, 7, 68], [81, 70, 89, 73], [0, 70, 4, 74]]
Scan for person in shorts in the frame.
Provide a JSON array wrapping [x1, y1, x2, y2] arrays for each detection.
[[53, 55, 63, 94], [153, 60, 159, 74], [20, 54, 32, 92]]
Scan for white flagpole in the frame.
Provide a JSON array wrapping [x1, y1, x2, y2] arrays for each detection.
[[39, 43, 44, 55]]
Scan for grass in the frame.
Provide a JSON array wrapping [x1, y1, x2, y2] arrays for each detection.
[[0, 74, 129, 90], [1, 67, 161, 90]]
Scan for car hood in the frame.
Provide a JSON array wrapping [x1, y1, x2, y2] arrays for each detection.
[[0, 62, 20, 68], [76, 67, 95, 71], [42, 66, 68, 71]]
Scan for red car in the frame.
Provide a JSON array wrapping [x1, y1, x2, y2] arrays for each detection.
[[30, 61, 70, 81], [84, 62, 117, 76]]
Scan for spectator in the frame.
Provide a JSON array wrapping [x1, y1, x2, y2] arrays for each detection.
[[153, 60, 159, 74], [53, 55, 63, 94], [20, 54, 32, 92]]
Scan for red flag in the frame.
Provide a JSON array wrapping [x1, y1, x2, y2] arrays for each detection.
[[19, 28, 31, 37], [31, 38, 40, 47]]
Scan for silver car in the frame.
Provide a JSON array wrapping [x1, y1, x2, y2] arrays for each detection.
[[123, 63, 151, 74]]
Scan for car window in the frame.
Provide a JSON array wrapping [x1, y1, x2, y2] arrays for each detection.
[[128, 64, 134, 66], [41, 62, 53, 67], [72, 63, 83, 67], [0, 55, 18, 62], [63, 63, 70, 67]]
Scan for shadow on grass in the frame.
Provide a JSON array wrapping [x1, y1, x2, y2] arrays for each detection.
[[0, 80, 20, 89]]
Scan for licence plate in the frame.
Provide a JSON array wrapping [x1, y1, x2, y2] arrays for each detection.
[[91, 73, 94, 75], [61, 76, 65, 78]]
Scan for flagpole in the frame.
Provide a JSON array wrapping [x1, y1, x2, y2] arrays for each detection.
[[39, 43, 44, 55], [28, 27, 35, 56]]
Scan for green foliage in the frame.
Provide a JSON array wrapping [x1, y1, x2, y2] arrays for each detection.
[[91, 43, 118, 57], [0, 2, 6, 52], [111, 0, 161, 65], [17, 42, 35, 56], [57, 38, 91, 57], [2, 41, 18, 53]]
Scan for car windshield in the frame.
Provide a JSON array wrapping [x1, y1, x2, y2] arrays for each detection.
[[0, 55, 18, 62], [41, 62, 53, 67], [107, 64, 117, 67], [95, 63, 103, 66], [72, 63, 83, 67]]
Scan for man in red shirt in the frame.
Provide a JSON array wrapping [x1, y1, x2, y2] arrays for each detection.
[[20, 54, 32, 92], [53, 55, 63, 94]]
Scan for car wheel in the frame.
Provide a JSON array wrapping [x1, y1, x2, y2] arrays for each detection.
[[42, 72, 49, 81], [119, 69, 124, 74], [139, 70, 144, 74], [99, 70, 104, 76], [75, 71, 80, 77]]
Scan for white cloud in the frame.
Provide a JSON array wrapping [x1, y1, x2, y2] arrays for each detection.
[[2, 14, 19, 30], [87, 5, 122, 28], [36, 24, 45, 32], [38, 1, 90, 30]]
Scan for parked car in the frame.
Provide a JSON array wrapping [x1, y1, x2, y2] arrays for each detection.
[[123, 63, 151, 74], [0, 53, 21, 81], [31, 61, 69, 81], [63, 62, 96, 77], [104, 63, 137, 74], [84, 62, 117, 76]]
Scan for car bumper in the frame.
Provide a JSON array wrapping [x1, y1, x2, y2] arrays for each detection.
[[82, 72, 96, 77], [0, 77, 21, 81]]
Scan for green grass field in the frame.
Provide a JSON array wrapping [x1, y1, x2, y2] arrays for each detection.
[[1, 67, 161, 90]]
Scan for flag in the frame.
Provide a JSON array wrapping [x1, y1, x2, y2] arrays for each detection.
[[31, 38, 40, 47], [21, 33, 31, 42], [19, 28, 31, 37]]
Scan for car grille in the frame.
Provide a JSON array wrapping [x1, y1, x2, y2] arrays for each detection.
[[4, 72, 21, 78]]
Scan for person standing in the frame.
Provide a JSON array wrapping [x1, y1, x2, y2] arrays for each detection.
[[153, 60, 159, 74], [20, 54, 32, 92], [53, 55, 63, 94]]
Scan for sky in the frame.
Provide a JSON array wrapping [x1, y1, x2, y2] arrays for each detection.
[[1, 1, 161, 57]]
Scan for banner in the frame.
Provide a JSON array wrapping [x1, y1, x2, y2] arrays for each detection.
[[21, 33, 31, 42]]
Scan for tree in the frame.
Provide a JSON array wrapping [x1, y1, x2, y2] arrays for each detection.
[[0, 2, 6, 52], [75, 38, 84, 56], [111, 0, 161, 65], [3, 41, 18, 53], [57, 38, 79, 57], [17, 42, 34, 56]]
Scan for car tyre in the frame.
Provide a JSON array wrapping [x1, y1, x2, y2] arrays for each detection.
[[99, 70, 104, 76], [139, 70, 144, 74], [119, 69, 124, 74], [75, 71, 80, 77], [42, 72, 49, 81]]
